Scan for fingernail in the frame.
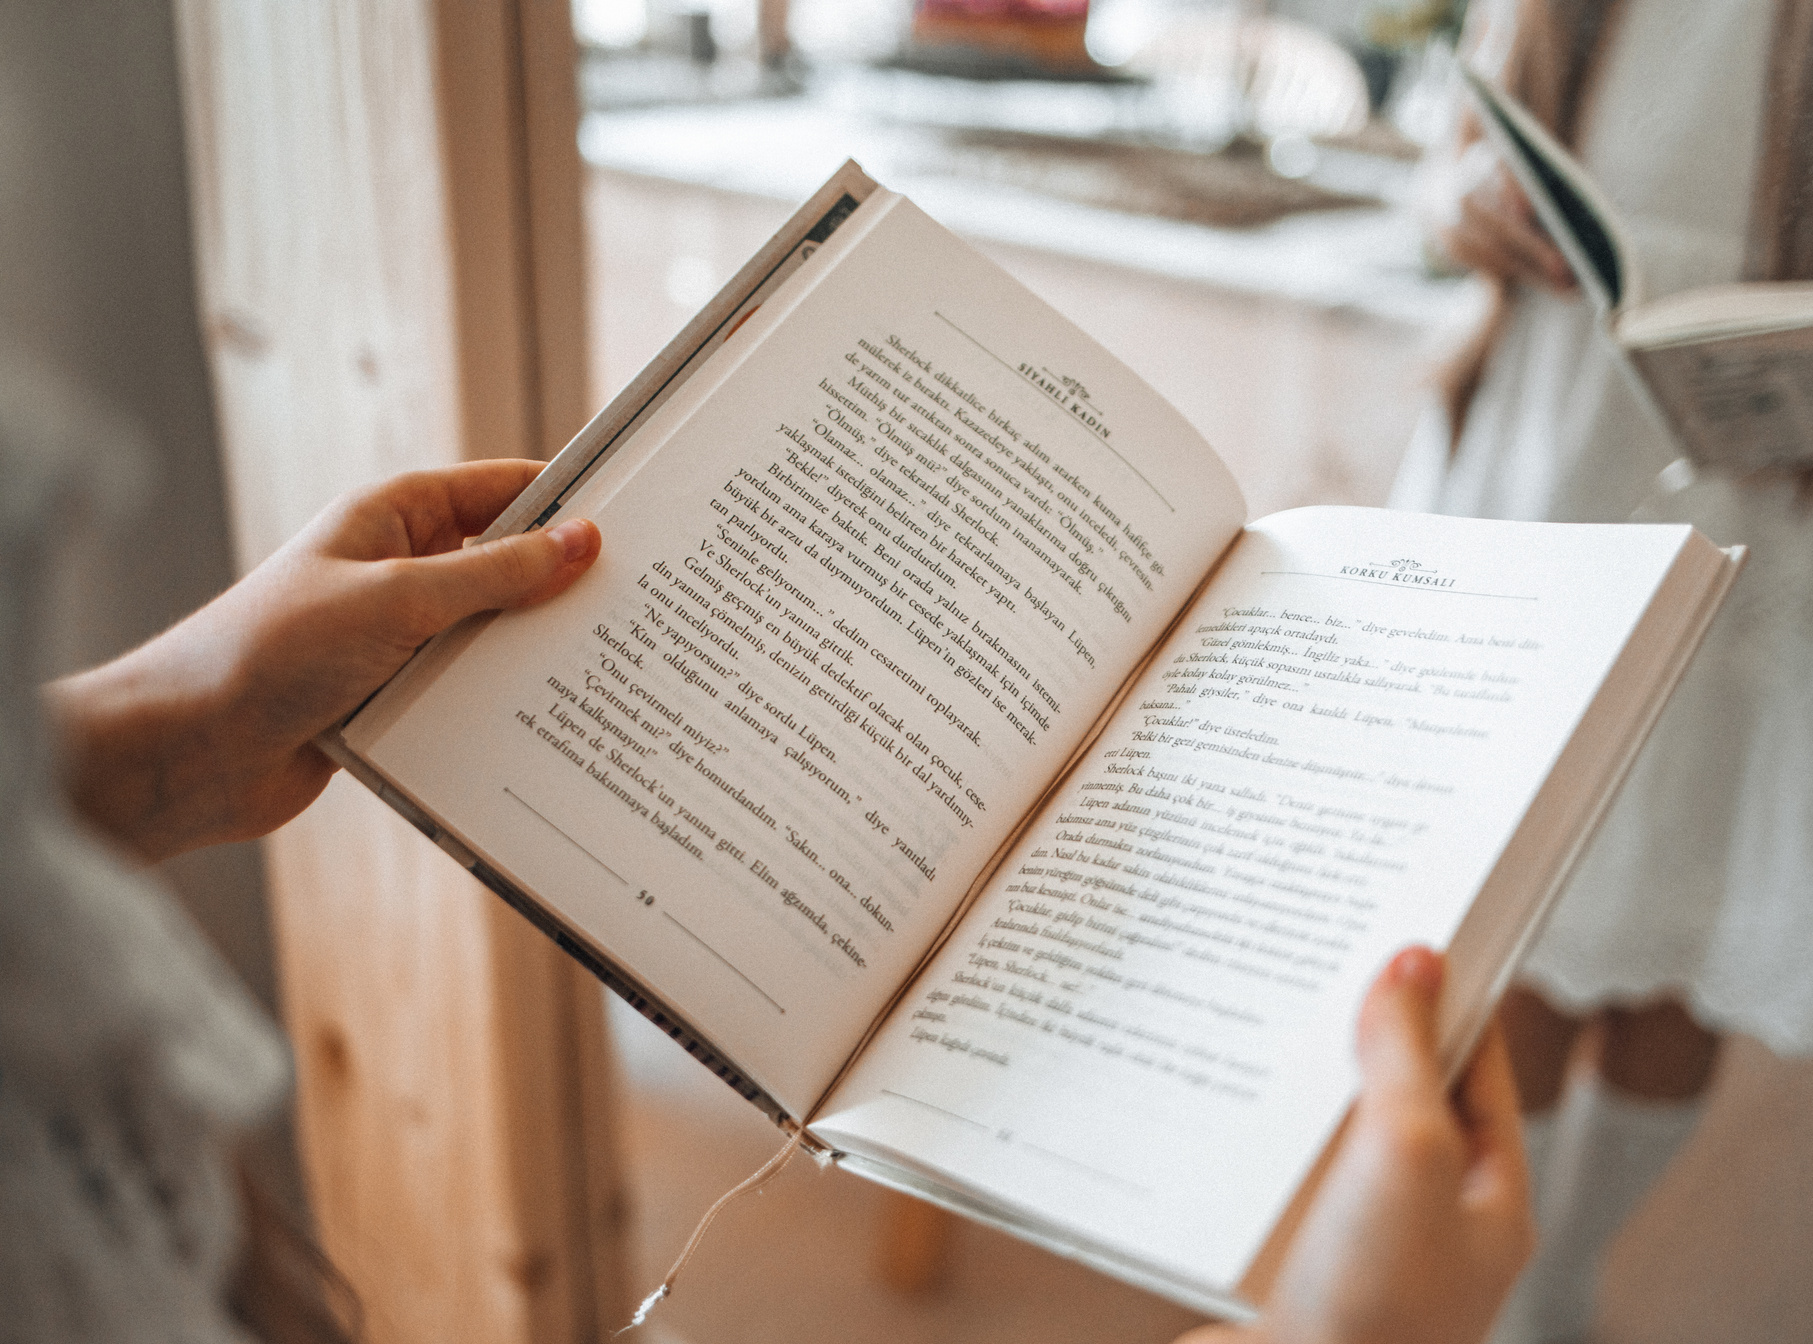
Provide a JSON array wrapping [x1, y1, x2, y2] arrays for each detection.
[[1386, 946, 1443, 994], [549, 519, 592, 563]]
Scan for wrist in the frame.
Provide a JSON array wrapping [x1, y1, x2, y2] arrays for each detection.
[[45, 615, 246, 861]]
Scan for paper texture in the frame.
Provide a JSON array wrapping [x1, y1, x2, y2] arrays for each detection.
[[346, 194, 1246, 1114], [814, 508, 1697, 1290]]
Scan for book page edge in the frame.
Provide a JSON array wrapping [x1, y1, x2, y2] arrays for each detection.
[[483, 159, 884, 541], [827, 1150, 1260, 1321], [315, 732, 803, 1132], [1233, 531, 1743, 1308], [1435, 533, 1742, 1070]]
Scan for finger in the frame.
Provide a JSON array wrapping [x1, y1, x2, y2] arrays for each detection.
[[1454, 197, 1544, 283], [1497, 209, 1576, 292], [1462, 195, 1574, 291], [1440, 217, 1524, 284], [404, 460, 550, 553], [1455, 1022, 1529, 1210], [1440, 202, 1552, 288], [436, 459, 551, 538], [1355, 947, 1447, 1110], [395, 517, 601, 636], [315, 461, 550, 563]]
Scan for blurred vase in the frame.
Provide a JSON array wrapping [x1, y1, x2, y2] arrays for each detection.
[[912, 0, 1095, 75]]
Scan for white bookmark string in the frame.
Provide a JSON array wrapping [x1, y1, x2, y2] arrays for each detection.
[[618, 1125, 810, 1333]]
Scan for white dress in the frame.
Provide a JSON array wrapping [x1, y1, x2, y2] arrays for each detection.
[[1391, 0, 1813, 1056]]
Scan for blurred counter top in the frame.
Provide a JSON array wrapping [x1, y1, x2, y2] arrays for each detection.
[[578, 89, 1485, 333]]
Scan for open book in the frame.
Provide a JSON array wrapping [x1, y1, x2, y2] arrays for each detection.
[[1464, 68, 1813, 474], [322, 163, 1740, 1318]]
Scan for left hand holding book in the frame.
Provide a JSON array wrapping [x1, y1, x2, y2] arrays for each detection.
[[45, 459, 600, 862]]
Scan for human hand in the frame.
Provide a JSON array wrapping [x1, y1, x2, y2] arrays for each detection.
[[1438, 151, 1576, 295], [1176, 948, 1533, 1344], [47, 460, 600, 861]]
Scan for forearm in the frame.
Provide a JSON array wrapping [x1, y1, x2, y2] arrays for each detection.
[[44, 611, 287, 862]]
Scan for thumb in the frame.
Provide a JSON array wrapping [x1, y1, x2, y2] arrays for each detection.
[[1355, 946, 1447, 1113], [402, 517, 601, 634]]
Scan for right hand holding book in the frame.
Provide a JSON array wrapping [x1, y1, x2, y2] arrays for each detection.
[[1175, 948, 1532, 1344]]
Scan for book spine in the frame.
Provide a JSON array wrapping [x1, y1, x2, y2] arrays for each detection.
[[319, 737, 798, 1130], [311, 161, 887, 1135], [477, 161, 881, 543], [466, 858, 796, 1130]]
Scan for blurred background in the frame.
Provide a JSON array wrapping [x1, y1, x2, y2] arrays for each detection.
[[6, 1, 1812, 1342]]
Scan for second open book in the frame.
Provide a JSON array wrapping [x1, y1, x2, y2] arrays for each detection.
[[326, 164, 1739, 1317], [1463, 68, 1813, 474]]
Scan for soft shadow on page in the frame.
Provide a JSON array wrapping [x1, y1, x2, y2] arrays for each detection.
[[812, 507, 1695, 1290], [346, 195, 1247, 1116]]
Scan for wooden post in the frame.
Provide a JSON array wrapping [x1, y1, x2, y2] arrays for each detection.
[[875, 1190, 955, 1294], [174, 3, 627, 1341]]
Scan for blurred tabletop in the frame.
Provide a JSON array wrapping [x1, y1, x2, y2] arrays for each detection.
[[575, 75, 1486, 518], [577, 74, 1483, 334]]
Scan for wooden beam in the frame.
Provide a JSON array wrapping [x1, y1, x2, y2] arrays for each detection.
[[514, 0, 593, 453], [174, 3, 626, 1340], [432, 0, 591, 460]]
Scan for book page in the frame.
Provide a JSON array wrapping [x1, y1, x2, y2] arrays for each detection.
[[813, 507, 1695, 1289], [1615, 280, 1813, 346], [1629, 326, 1813, 473], [345, 194, 1247, 1115]]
